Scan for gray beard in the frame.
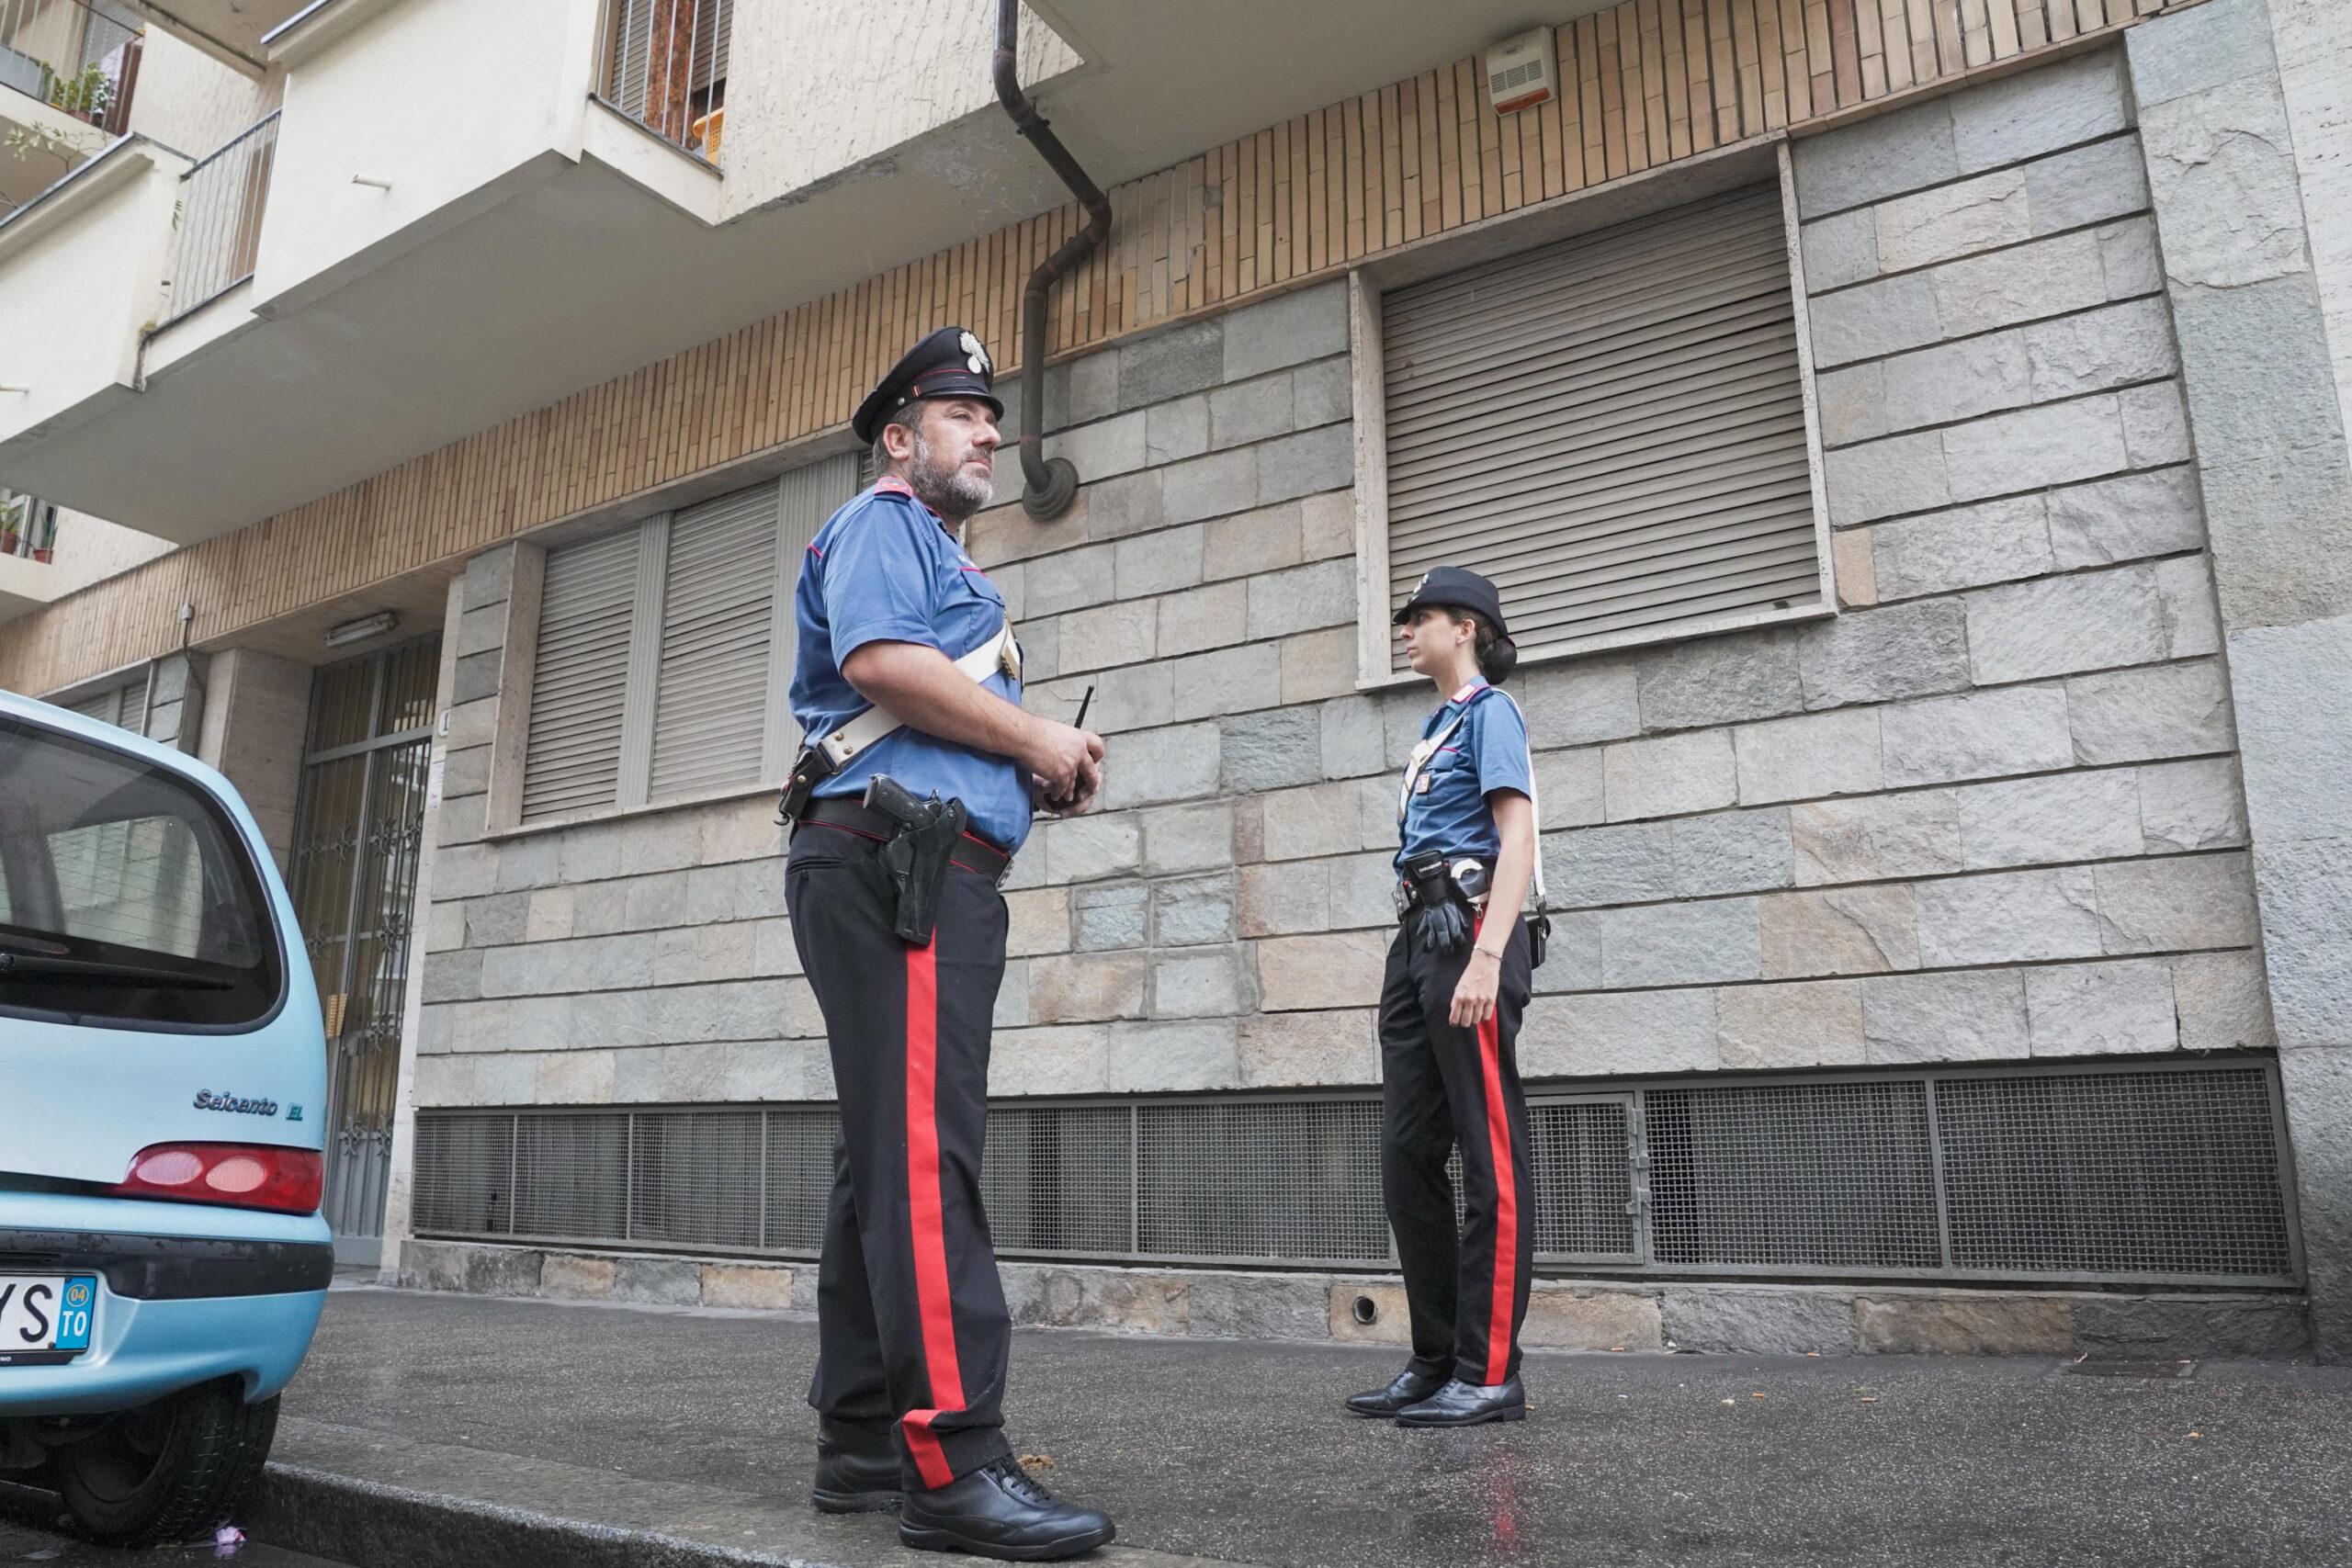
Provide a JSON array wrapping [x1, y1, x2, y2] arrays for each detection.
[[906, 433, 994, 523]]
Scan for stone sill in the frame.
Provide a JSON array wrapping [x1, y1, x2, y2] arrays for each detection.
[[477, 778, 780, 845], [1352, 599, 1838, 694]]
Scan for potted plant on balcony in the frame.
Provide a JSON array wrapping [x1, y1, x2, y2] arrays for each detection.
[[39, 61, 114, 127], [0, 493, 24, 559]]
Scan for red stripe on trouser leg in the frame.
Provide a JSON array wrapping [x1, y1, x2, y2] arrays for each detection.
[[902, 938, 966, 1490], [1476, 1004, 1518, 1386]]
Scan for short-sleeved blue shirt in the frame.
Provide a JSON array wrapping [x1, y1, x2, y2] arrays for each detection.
[[1396, 680, 1533, 870], [789, 479, 1032, 851]]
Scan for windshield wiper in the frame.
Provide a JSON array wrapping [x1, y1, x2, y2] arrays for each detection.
[[0, 951, 233, 990]]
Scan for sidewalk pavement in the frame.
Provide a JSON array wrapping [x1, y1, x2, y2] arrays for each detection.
[[252, 1281, 2352, 1568]]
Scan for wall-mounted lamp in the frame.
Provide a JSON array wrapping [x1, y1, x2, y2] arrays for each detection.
[[324, 610, 398, 649]]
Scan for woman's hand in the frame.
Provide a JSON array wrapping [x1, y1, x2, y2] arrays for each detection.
[[1450, 947, 1502, 1028]]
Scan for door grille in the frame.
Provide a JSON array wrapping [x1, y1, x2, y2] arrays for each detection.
[[411, 1059, 2301, 1288]]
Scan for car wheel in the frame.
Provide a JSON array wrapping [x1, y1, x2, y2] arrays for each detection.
[[54, 1380, 279, 1548]]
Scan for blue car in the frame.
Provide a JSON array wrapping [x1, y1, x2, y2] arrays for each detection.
[[0, 690, 331, 1545]]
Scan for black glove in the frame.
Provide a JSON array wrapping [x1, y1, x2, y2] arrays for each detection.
[[1402, 852, 1469, 956], [1410, 898, 1469, 956]]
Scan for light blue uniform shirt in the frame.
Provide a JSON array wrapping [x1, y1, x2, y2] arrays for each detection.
[[789, 479, 1032, 852], [1396, 680, 1533, 871]]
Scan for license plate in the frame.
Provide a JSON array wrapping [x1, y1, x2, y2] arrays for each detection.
[[0, 1275, 96, 1367]]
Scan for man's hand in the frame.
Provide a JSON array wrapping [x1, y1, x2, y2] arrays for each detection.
[[1035, 752, 1103, 818], [1023, 717, 1104, 803]]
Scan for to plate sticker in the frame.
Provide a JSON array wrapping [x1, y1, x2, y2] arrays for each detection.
[[0, 1275, 96, 1366]]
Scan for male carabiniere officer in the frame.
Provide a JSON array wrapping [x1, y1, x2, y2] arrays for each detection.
[[778, 327, 1113, 1561]]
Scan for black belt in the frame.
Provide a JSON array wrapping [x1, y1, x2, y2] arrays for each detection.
[[797, 796, 1014, 883], [1396, 856, 1497, 919]]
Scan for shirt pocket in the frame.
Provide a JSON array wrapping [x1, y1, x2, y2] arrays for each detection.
[[953, 563, 1007, 615]]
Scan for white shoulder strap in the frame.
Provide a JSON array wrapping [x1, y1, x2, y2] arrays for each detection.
[[1397, 707, 1473, 824], [813, 619, 1020, 768]]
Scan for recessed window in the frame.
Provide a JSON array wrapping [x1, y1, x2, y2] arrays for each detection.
[[519, 455, 856, 822], [1363, 182, 1828, 675], [62, 670, 151, 737]]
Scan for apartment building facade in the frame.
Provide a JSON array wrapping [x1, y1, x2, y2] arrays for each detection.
[[4, 0, 2348, 1359]]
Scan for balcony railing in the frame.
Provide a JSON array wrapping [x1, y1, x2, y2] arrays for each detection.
[[595, 0, 730, 162], [1, 489, 57, 562], [163, 109, 278, 326], [1, 0, 141, 137]]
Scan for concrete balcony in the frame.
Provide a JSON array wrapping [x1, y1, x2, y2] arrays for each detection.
[[118, 0, 306, 73], [0, 491, 58, 621], [0, 0, 1572, 547]]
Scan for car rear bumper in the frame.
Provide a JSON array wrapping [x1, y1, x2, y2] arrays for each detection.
[[0, 1285, 328, 1414], [0, 1193, 334, 1414]]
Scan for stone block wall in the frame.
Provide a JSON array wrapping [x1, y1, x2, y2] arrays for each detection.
[[411, 43, 2269, 1119]]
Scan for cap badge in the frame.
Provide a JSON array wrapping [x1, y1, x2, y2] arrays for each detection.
[[1413, 572, 1431, 597], [959, 331, 991, 376]]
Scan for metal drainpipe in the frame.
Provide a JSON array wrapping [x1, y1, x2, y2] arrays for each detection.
[[993, 0, 1112, 521]]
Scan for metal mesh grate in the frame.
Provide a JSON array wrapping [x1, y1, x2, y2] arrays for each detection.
[[409, 1060, 2299, 1287], [1936, 1067, 2295, 1280], [983, 1105, 1135, 1255], [512, 1114, 628, 1240], [411, 1115, 512, 1235], [763, 1109, 841, 1252], [1532, 1098, 1638, 1259], [629, 1111, 763, 1248], [1136, 1099, 1390, 1264], [1648, 1079, 1941, 1269]]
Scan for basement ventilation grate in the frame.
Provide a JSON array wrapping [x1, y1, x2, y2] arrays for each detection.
[[411, 1058, 2301, 1287]]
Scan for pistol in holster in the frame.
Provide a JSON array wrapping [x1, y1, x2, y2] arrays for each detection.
[[863, 773, 967, 947]]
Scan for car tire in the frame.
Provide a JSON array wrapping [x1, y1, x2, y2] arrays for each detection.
[[54, 1380, 279, 1548]]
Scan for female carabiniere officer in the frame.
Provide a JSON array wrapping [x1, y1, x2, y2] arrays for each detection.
[[1347, 567, 1541, 1429]]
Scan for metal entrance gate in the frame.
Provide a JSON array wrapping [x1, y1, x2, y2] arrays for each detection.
[[287, 638, 438, 1265]]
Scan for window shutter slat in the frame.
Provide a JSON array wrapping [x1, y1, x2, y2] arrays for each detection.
[[649, 483, 779, 802], [522, 530, 640, 819], [1383, 186, 1819, 666]]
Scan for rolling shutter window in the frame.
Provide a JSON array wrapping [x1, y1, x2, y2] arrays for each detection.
[[775, 453, 861, 702], [115, 673, 148, 739], [693, 0, 731, 90], [647, 484, 780, 801], [521, 529, 639, 821], [67, 673, 147, 735], [68, 691, 119, 726], [1382, 186, 1819, 666], [605, 0, 729, 110]]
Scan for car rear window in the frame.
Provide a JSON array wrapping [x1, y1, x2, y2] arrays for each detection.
[[0, 715, 284, 1030]]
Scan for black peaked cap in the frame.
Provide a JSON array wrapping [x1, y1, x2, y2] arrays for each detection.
[[853, 326, 1004, 444]]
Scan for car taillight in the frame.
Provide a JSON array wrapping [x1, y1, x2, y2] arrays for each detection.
[[112, 1144, 322, 1214]]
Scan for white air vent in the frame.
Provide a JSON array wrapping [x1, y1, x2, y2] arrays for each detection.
[[1485, 26, 1557, 115]]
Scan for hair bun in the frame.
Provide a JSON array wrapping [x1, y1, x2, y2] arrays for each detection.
[[1481, 637, 1519, 686]]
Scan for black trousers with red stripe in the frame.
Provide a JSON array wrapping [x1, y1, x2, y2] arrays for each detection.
[[1377, 914, 1536, 1387], [786, 826, 1016, 1492]]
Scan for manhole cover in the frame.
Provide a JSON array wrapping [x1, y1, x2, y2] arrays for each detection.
[[2065, 1359, 2197, 1379]]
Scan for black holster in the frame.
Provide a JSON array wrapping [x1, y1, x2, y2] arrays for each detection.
[[864, 774, 967, 946]]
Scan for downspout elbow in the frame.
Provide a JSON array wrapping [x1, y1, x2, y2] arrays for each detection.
[[995, 0, 1109, 521]]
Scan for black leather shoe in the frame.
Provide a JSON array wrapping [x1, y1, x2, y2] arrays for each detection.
[[1344, 1366, 1447, 1417], [811, 1431, 903, 1514], [1395, 1376, 1527, 1427], [899, 1456, 1115, 1561]]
